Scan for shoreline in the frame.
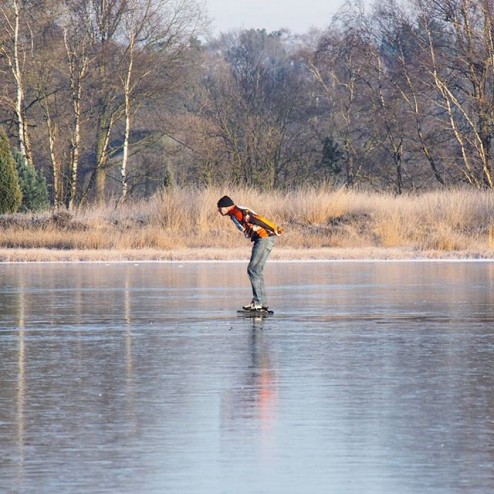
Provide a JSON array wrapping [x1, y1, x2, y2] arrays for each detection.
[[0, 247, 492, 263]]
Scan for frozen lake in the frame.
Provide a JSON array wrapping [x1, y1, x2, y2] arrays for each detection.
[[1, 261, 494, 494]]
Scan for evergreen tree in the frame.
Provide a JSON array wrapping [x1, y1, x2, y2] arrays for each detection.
[[14, 152, 50, 212], [0, 129, 22, 214], [320, 136, 343, 176]]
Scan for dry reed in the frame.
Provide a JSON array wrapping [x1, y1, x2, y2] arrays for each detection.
[[0, 187, 493, 261]]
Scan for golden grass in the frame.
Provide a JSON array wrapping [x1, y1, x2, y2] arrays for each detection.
[[0, 186, 493, 261]]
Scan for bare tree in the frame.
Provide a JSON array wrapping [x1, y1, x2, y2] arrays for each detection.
[[309, 9, 377, 188], [413, 0, 494, 187], [62, 8, 91, 208], [0, 0, 33, 167], [385, 13, 447, 187], [190, 29, 312, 188], [117, 0, 204, 200]]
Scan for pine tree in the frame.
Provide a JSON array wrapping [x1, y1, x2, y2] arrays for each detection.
[[14, 152, 50, 212], [320, 136, 343, 176], [0, 128, 22, 214]]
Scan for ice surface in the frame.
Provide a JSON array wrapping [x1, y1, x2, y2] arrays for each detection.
[[1, 261, 493, 494]]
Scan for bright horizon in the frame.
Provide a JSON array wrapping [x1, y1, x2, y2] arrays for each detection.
[[205, 0, 350, 35]]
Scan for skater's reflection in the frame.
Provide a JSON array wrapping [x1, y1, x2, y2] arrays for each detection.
[[221, 326, 278, 432]]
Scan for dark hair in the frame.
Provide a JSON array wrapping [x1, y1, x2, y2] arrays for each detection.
[[217, 195, 234, 208]]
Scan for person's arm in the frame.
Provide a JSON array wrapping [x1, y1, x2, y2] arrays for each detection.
[[230, 214, 246, 234]]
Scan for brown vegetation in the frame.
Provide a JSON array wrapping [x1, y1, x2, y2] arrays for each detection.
[[0, 188, 493, 262], [3, 0, 494, 208]]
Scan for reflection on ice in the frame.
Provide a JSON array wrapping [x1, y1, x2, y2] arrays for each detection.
[[0, 261, 494, 494]]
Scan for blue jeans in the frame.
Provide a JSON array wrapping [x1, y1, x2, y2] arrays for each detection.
[[247, 237, 274, 307]]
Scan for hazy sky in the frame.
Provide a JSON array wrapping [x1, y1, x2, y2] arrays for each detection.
[[205, 0, 349, 35]]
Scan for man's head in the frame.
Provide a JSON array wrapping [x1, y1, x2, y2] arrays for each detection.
[[217, 195, 235, 215]]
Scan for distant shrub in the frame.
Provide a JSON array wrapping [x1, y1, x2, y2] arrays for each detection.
[[0, 128, 22, 214], [14, 151, 50, 212]]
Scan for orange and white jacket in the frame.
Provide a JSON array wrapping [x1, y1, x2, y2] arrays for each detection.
[[227, 206, 283, 241]]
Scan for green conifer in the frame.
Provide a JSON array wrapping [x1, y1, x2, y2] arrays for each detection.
[[14, 152, 50, 212], [0, 128, 22, 214]]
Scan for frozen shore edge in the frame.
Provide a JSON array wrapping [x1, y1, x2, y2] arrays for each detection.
[[0, 247, 493, 264]]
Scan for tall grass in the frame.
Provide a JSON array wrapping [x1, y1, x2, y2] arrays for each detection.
[[0, 186, 493, 259]]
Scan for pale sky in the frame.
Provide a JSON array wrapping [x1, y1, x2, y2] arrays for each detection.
[[205, 0, 349, 35]]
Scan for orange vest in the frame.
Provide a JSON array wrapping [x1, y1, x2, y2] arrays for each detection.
[[228, 206, 277, 241]]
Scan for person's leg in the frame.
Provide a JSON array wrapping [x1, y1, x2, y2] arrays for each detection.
[[247, 237, 274, 307]]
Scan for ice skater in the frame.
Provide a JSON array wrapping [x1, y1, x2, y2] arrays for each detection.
[[217, 195, 283, 313]]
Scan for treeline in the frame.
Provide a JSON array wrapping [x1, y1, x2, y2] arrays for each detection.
[[1, 0, 494, 209]]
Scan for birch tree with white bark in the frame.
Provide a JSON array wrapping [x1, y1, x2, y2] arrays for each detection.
[[118, 0, 204, 201], [412, 0, 494, 187], [0, 0, 33, 167]]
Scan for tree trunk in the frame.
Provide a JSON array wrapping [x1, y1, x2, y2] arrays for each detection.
[[120, 35, 135, 201], [12, 0, 33, 168]]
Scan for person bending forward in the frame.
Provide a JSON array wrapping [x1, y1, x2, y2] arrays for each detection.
[[217, 195, 283, 312]]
